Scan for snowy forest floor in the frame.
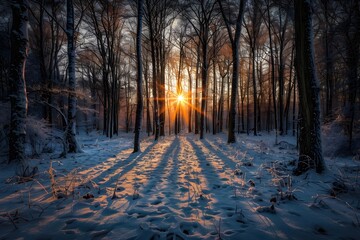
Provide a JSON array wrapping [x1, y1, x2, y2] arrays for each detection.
[[1, 132, 360, 239]]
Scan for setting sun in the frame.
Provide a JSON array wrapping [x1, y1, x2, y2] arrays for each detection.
[[177, 94, 184, 103]]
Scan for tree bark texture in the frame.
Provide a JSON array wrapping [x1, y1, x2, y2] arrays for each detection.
[[66, 0, 81, 153], [294, 0, 325, 174], [9, 0, 29, 171], [134, 0, 144, 152]]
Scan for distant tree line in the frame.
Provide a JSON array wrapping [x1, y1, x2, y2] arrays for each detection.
[[1, 0, 359, 175]]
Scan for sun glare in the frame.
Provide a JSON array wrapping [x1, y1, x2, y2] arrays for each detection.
[[177, 94, 184, 103]]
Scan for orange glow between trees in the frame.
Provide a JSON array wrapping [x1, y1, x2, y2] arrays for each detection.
[[177, 94, 184, 103]]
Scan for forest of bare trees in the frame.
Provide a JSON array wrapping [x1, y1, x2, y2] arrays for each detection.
[[1, 0, 359, 175]]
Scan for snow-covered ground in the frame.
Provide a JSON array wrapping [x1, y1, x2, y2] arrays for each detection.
[[0, 132, 359, 239]]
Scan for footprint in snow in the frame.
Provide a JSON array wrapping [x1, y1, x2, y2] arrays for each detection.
[[151, 199, 162, 205], [166, 232, 184, 240], [180, 222, 199, 236]]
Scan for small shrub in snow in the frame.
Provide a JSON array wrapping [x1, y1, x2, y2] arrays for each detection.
[[25, 116, 65, 158], [48, 161, 93, 199], [15, 165, 39, 182], [26, 116, 51, 157]]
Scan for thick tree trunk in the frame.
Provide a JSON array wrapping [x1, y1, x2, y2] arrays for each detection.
[[134, 0, 144, 152], [9, 0, 29, 175], [294, 0, 325, 174], [344, 1, 360, 151]]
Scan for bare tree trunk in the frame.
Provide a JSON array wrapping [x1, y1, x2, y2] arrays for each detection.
[[200, 25, 209, 140], [294, 0, 325, 174], [159, 42, 166, 136], [322, 0, 334, 119], [9, 0, 30, 175], [37, 1, 50, 122], [145, 0, 159, 140], [187, 67, 192, 133], [293, 73, 296, 136], [226, 71, 230, 130], [285, 44, 295, 134], [217, 0, 246, 143], [257, 59, 263, 132], [277, 12, 288, 136], [246, 63, 250, 135], [65, 0, 81, 153], [267, 70, 271, 132], [134, 0, 144, 152], [266, 0, 278, 143], [175, 33, 184, 135], [212, 47, 217, 135], [251, 47, 257, 136], [344, 1, 360, 151], [194, 43, 200, 134], [218, 74, 225, 133], [144, 56, 152, 136]]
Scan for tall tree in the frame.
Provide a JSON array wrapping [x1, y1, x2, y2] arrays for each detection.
[[8, 0, 30, 175], [264, 0, 278, 142], [294, 0, 325, 174], [143, 0, 176, 137], [244, 0, 262, 136], [185, 0, 217, 140], [275, 2, 290, 136], [65, 0, 82, 153], [342, 0, 360, 151], [217, 0, 246, 143], [143, 51, 152, 136], [319, 0, 335, 119], [85, 0, 124, 138], [134, 0, 144, 152], [143, 0, 159, 139]]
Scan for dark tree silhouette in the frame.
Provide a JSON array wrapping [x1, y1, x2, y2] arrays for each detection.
[[294, 0, 325, 174], [134, 0, 144, 152]]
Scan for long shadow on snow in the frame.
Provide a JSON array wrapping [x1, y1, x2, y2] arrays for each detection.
[[121, 138, 180, 220], [186, 137, 226, 192], [202, 138, 238, 170], [87, 141, 158, 188], [137, 137, 180, 196]]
